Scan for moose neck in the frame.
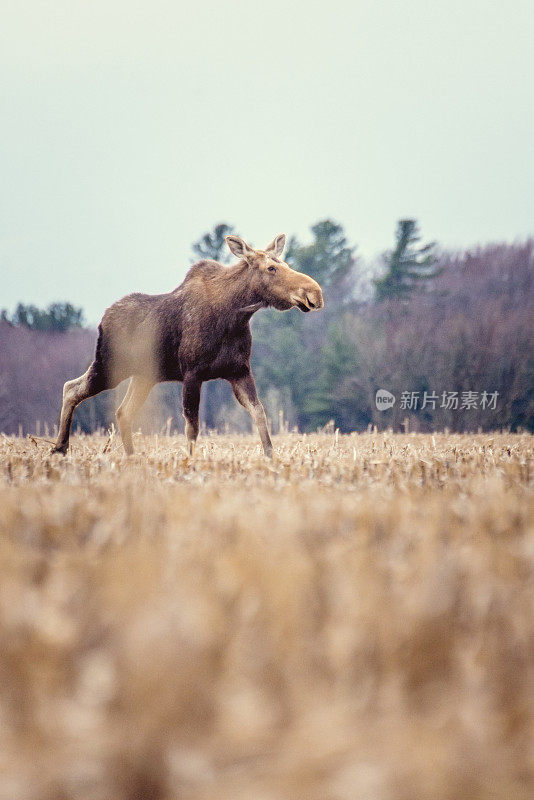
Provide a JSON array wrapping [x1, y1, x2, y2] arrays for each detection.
[[212, 260, 265, 318]]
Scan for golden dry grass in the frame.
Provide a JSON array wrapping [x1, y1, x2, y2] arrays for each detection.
[[0, 431, 533, 800]]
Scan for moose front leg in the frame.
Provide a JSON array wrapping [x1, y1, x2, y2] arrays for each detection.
[[182, 377, 202, 456], [230, 372, 273, 458]]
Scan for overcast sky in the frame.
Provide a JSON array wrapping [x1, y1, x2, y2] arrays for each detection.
[[1, 0, 533, 323]]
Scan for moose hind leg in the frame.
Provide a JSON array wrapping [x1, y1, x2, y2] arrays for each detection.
[[116, 376, 153, 455], [229, 372, 273, 458], [182, 378, 202, 456], [51, 363, 106, 454]]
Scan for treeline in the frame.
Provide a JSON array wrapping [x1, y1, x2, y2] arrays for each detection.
[[251, 224, 534, 433], [1, 221, 533, 435], [1, 302, 84, 332]]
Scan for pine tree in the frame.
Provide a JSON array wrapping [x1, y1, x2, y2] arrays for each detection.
[[191, 222, 235, 264], [252, 220, 358, 430], [288, 219, 356, 303], [188, 222, 237, 427], [374, 219, 439, 302]]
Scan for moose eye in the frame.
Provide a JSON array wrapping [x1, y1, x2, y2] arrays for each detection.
[[267, 266, 277, 273]]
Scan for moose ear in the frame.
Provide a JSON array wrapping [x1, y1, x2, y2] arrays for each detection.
[[225, 235, 253, 259], [265, 233, 286, 257]]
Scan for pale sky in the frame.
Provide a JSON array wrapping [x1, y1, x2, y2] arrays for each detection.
[[1, 0, 533, 323]]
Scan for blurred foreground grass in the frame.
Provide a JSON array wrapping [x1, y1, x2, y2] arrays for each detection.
[[0, 432, 533, 800]]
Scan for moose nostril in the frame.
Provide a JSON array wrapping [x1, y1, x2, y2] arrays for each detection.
[[306, 296, 316, 308]]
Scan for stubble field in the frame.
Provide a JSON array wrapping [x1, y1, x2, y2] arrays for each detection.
[[0, 431, 533, 800]]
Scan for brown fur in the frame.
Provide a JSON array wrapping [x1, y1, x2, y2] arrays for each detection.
[[51, 234, 324, 457]]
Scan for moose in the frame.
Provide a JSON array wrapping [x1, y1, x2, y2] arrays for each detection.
[[51, 233, 324, 458]]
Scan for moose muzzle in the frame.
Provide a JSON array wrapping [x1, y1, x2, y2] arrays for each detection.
[[289, 279, 325, 313]]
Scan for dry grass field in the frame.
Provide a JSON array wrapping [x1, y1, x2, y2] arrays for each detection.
[[0, 430, 533, 800]]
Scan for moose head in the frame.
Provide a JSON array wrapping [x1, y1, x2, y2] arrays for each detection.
[[225, 234, 325, 313]]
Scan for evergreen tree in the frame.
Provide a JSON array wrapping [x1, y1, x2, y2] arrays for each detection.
[[188, 222, 237, 428], [252, 220, 358, 430], [373, 219, 439, 302], [191, 222, 235, 264], [288, 219, 356, 303], [307, 315, 373, 431]]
